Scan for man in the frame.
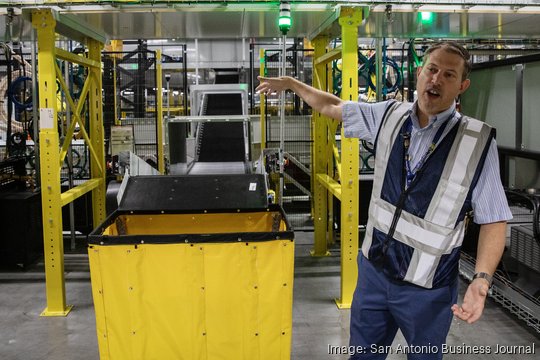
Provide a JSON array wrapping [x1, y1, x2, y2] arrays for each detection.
[[257, 42, 511, 359]]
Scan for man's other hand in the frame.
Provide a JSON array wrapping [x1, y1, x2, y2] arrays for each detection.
[[451, 278, 489, 324]]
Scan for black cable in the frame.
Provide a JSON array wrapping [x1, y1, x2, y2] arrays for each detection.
[[1, 42, 14, 159], [401, 41, 407, 99], [15, 43, 30, 131], [7, 76, 33, 110]]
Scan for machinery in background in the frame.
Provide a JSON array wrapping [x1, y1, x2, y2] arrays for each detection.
[[1, 42, 37, 186], [109, 125, 135, 175], [0, 42, 43, 267], [167, 83, 252, 175], [0, 158, 42, 268], [460, 143, 540, 333], [259, 45, 314, 228], [261, 148, 311, 206], [460, 188, 540, 333], [458, 52, 540, 333], [102, 44, 163, 176]]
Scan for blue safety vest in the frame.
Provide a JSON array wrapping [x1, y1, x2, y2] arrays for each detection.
[[362, 101, 495, 288]]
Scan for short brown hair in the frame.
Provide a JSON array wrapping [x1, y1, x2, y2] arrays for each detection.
[[424, 41, 472, 81]]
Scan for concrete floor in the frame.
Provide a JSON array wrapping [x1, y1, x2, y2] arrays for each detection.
[[0, 231, 538, 360]]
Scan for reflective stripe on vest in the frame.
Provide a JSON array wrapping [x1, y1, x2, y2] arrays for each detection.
[[363, 102, 493, 288], [424, 119, 493, 227]]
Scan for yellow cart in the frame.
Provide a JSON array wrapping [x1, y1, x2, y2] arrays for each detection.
[[88, 175, 294, 360]]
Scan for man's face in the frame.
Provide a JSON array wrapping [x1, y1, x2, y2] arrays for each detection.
[[416, 48, 470, 117]]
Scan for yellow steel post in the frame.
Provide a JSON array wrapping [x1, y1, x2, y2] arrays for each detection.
[[336, 7, 363, 309], [327, 58, 336, 246], [156, 50, 165, 174], [32, 9, 72, 316], [88, 39, 107, 229], [311, 35, 331, 257]]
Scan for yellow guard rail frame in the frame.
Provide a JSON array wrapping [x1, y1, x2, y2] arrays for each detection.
[[311, 7, 364, 309], [32, 8, 106, 316]]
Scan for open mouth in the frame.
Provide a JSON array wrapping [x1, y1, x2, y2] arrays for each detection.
[[426, 89, 441, 99]]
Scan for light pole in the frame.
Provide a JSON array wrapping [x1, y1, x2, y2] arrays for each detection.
[[278, 1, 292, 206]]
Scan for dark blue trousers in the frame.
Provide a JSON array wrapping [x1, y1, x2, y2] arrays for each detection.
[[349, 254, 458, 360]]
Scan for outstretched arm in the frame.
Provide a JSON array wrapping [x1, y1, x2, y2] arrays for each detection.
[[451, 221, 506, 324], [256, 76, 344, 121]]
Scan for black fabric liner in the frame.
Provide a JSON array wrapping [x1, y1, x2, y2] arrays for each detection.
[[88, 232, 294, 246], [88, 205, 294, 245]]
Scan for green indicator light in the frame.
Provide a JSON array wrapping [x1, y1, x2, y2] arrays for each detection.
[[278, 2, 292, 35], [278, 16, 292, 34], [279, 16, 292, 27], [420, 12, 435, 24]]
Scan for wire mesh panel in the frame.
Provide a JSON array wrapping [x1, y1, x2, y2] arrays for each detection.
[[0, 44, 39, 189], [0, 157, 25, 191], [262, 47, 313, 116], [118, 118, 158, 168], [460, 251, 540, 334], [0, 46, 34, 151], [103, 45, 159, 170], [511, 225, 540, 273], [506, 190, 539, 233], [60, 141, 90, 183], [263, 47, 313, 229], [505, 190, 540, 273], [266, 115, 311, 164]]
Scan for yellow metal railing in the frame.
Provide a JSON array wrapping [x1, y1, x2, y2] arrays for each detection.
[[311, 7, 364, 309], [32, 8, 106, 316], [311, 35, 331, 258]]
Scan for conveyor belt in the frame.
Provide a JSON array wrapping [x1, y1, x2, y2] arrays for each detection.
[[197, 93, 246, 162], [188, 161, 247, 175], [197, 122, 245, 162]]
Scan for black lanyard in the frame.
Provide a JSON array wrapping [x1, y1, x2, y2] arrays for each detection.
[[402, 114, 453, 189]]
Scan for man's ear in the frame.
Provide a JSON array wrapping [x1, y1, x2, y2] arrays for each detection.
[[459, 78, 471, 94], [416, 66, 423, 80]]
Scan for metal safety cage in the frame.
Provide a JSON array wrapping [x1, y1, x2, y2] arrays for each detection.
[[261, 45, 314, 230], [102, 43, 161, 172], [0, 43, 39, 188]]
